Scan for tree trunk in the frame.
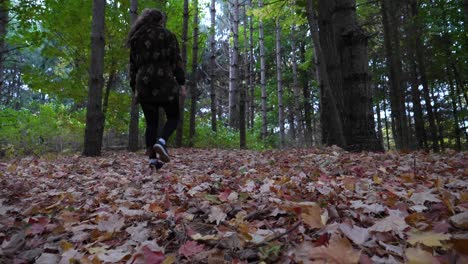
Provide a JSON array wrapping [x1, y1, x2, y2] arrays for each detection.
[[259, 0, 267, 139], [408, 57, 427, 149], [447, 71, 462, 150], [333, 0, 383, 151], [381, 0, 411, 151], [248, 0, 255, 129], [464, 0, 468, 33], [102, 70, 116, 118], [409, 0, 439, 152], [376, 100, 384, 148], [299, 43, 313, 147], [240, 4, 248, 148], [228, 0, 240, 128], [189, 0, 199, 147], [0, 0, 8, 91], [176, 0, 189, 147], [127, 0, 139, 152], [210, 0, 217, 133], [275, 20, 285, 147], [83, 0, 106, 157], [291, 11, 302, 144], [308, 0, 346, 148]]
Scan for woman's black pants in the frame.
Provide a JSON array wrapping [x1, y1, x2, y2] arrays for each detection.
[[140, 99, 179, 158]]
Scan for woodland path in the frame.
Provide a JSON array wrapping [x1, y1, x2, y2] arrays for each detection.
[[0, 148, 467, 263]]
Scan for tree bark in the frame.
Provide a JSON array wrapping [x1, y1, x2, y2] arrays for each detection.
[[276, 20, 285, 147], [189, 0, 199, 147], [127, 0, 139, 152], [307, 0, 346, 148], [240, 4, 249, 148], [409, 0, 439, 152], [299, 43, 313, 147], [248, 0, 255, 129], [210, 0, 217, 133], [176, 0, 189, 147], [447, 70, 462, 150], [83, 0, 106, 156], [291, 7, 302, 144], [381, 0, 411, 151], [0, 0, 8, 91], [228, 0, 240, 128], [259, 0, 267, 139]]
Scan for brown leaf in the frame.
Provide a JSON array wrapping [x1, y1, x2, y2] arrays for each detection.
[[294, 234, 360, 264], [405, 247, 435, 264]]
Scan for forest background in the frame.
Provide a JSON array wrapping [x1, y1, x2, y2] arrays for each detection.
[[0, 0, 466, 157]]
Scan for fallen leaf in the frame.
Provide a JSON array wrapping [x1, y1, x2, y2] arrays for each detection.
[[405, 247, 435, 264], [294, 234, 360, 264], [97, 250, 129, 263], [407, 231, 451, 247], [449, 211, 468, 230], [141, 245, 165, 264], [339, 224, 369, 245], [179, 241, 204, 258], [208, 206, 227, 225]]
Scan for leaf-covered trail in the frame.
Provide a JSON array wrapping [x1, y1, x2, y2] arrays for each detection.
[[1, 148, 467, 263]]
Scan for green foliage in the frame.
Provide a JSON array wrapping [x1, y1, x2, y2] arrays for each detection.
[[0, 104, 85, 157], [173, 110, 275, 150]]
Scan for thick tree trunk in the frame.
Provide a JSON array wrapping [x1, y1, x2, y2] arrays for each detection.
[[176, 0, 189, 147], [276, 20, 285, 147], [259, 0, 267, 139], [127, 0, 139, 152], [335, 0, 383, 151], [0, 0, 8, 91], [189, 0, 199, 147], [228, 0, 240, 128], [307, 0, 346, 148], [83, 0, 106, 157], [381, 0, 411, 151], [210, 0, 217, 133]]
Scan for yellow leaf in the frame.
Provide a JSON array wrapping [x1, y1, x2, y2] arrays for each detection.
[[191, 233, 219, 240], [162, 255, 176, 264], [460, 192, 468, 203], [407, 231, 451, 247], [405, 247, 435, 264], [343, 178, 356, 191], [59, 240, 74, 251], [373, 175, 383, 184]]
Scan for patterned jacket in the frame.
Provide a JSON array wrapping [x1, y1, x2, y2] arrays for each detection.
[[129, 24, 185, 103]]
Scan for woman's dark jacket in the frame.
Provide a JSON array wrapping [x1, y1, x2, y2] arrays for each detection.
[[129, 24, 185, 103]]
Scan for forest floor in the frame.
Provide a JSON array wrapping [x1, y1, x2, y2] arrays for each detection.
[[0, 148, 467, 263]]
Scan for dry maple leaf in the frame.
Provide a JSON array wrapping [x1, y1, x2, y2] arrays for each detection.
[[208, 206, 227, 225], [179, 241, 205, 258], [407, 231, 451, 247], [339, 223, 369, 245], [294, 234, 361, 264], [405, 247, 436, 264]]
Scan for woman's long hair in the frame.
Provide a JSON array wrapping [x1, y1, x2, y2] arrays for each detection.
[[126, 8, 165, 47]]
